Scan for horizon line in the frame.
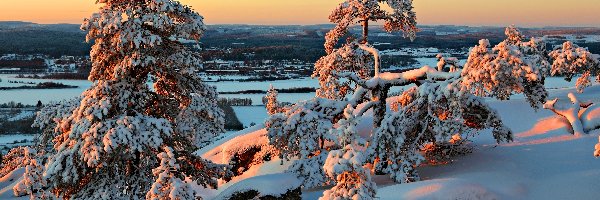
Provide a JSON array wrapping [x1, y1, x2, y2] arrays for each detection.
[[2, 21, 600, 29]]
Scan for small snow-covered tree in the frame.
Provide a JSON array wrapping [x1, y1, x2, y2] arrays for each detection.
[[461, 39, 547, 109], [266, 98, 347, 187], [39, 0, 229, 199], [549, 41, 600, 93], [436, 54, 460, 72], [371, 80, 511, 182], [265, 85, 282, 115], [321, 106, 376, 200], [146, 147, 195, 200], [13, 147, 52, 200], [320, 148, 375, 200]]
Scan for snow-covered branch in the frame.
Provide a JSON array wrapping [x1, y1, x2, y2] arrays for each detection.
[[543, 93, 590, 136]]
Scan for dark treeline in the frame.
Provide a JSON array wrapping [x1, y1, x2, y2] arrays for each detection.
[[0, 102, 35, 108], [217, 102, 244, 131], [0, 27, 91, 57], [17, 73, 89, 80], [0, 82, 78, 90], [220, 87, 315, 95], [218, 97, 253, 106]]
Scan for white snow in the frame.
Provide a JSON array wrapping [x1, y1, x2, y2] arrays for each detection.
[[212, 173, 302, 199], [197, 82, 600, 199]]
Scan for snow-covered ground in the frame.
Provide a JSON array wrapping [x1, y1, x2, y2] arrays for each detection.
[[1, 77, 600, 199], [195, 83, 600, 199], [232, 106, 268, 127]]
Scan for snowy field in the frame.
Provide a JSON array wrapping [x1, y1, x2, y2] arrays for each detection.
[[0, 74, 318, 105], [1, 75, 599, 199], [231, 106, 268, 127], [0, 73, 581, 106]]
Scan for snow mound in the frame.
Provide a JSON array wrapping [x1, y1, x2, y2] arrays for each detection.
[[378, 179, 499, 200], [0, 168, 25, 199], [581, 104, 600, 131], [200, 124, 276, 167], [213, 173, 302, 200]]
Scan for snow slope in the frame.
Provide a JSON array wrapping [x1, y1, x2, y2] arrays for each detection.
[[198, 85, 600, 200], [1, 85, 599, 200]]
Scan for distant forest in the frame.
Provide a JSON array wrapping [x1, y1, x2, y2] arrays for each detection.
[[1, 21, 599, 61]]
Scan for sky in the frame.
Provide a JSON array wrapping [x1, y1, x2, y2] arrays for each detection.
[[0, 0, 599, 27]]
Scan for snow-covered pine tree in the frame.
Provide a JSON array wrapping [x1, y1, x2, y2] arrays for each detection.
[[272, 19, 592, 193], [265, 85, 281, 115], [325, 0, 417, 53], [549, 41, 600, 93], [321, 106, 376, 200], [315, 0, 418, 101], [13, 147, 52, 199], [39, 0, 229, 198], [266, 98, 347, 187], [461, 27, 548, 110]]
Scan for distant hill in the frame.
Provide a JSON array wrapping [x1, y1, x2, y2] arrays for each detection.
[[0, 21, 89, 57], [1, 21, 599, 59]]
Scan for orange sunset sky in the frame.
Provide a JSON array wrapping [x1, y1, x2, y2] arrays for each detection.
[[0, 0, 599, 27]]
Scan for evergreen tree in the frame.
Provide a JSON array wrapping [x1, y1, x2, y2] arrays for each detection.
[[38, 0, 229, 198]]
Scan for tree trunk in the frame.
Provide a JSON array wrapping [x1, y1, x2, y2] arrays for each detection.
[[543, 93, 588, 136], [362, 18, 369, 44], [371, 85, 390, 129]]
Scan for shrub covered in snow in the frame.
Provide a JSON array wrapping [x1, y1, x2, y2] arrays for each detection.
[[321, 106, 376, 200], [461, 26, 548, 109], [12, 147, 52, 199], [549, 41, 600, 93]]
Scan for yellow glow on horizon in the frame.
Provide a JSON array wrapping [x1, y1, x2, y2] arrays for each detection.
[[0, 0, 598, 27]]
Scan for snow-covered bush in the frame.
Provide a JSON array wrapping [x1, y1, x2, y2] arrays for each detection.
[[0, 147, 31, 178], [266, 98, 347, 187], [321, 106, 376, 200], [549, 41, 600, 93], [461, 26, 548, 109], [265, 85, 285, 115], [321, 147, 375, 200], [13, 147, 52, 199], [371, 80, 511, 182], [35, 0, 230, 199], [436, 54, 460, 72]]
